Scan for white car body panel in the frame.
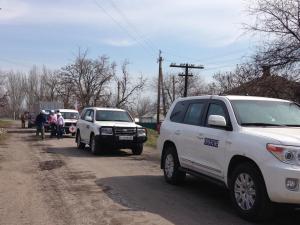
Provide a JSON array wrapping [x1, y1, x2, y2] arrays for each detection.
[[158, 95, 300, 204]]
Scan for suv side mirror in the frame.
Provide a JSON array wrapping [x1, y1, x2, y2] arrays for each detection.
[[134, 118, 140, 123], [85, 116, 93, 122], [208, 115, 227, 127]]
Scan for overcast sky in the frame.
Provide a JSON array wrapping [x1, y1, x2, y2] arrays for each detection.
[[0, 0, 258, 81]]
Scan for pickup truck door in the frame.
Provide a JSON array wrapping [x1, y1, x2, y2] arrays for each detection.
[[194, 101, 232, 179]]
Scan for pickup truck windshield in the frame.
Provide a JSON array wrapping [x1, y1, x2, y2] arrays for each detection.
[[96, 110, 132, 122], [231, 100, 300, 127], [61, 112, 79, 119]]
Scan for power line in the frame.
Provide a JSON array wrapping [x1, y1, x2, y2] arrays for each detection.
[[106, 0, 159, 52], [170, 63, 204, 97], [163, 46, 253, 64], [94, 0, 156, 58]]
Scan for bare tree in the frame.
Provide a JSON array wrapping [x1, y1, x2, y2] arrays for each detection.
[[247, 0, 300, 71], [6, 71, 26, 118], [0, 71, 8, 110], [130, 97, 155, 118], [115, 61, 146, 109], [162, 73, 206, 110], [25, 66, 41, 111], [60, 50, 115, 109], [208, 63, 261, 94]]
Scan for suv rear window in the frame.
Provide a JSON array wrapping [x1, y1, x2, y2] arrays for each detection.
[[183, 103, 205, 125], [170, 101, 187, 123]]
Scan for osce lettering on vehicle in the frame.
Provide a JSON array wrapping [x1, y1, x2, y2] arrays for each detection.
[[204, 138, 219, 148]]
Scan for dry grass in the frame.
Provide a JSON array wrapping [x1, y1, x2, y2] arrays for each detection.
[[145, 128, 158, 149], [0, 120, 12, 144], [0, 120, 13, 128]]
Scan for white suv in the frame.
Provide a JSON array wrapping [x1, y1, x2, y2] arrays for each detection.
[[158, 95, 300, 221], [76, 107, 147, 155]]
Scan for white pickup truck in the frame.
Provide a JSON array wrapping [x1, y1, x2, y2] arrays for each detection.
[[158, 95, 300, 221]]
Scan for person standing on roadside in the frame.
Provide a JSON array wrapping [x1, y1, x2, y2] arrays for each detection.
[[35, 110, 47, 139], [48, 110, 57, 138], [21, 112, 26, 128], [56, 113, 65, 139]]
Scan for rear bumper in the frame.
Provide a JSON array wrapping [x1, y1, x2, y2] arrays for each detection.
[[95, 134, 147, 149]]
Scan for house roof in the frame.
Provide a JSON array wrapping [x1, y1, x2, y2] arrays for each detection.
[[226, 74, 300, 102]]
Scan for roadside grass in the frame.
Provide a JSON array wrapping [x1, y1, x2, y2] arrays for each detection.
[[145, 128, 158, 149], [0, 119, 13, 144], [0, 120, 13, 128]]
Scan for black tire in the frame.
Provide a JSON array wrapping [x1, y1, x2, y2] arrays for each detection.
[[76, 131, 86, 150], [90, 134, 101, 155], [229, 162, 274, 221], [162, 146, 186, 185], [132, 144, 143, 155]]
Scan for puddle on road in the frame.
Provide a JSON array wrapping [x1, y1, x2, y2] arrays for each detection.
[[39, 159, 65, 171]]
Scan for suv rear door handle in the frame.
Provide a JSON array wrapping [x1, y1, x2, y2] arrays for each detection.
[[174, 130, 181, 135]]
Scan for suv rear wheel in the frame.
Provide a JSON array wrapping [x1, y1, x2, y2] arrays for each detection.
[[76, 131, 85, 149], [162, 146, 186, 185], [229, 162, 273, 221]]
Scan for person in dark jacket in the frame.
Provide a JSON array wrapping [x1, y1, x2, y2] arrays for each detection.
[[35, 110, 47, 139]]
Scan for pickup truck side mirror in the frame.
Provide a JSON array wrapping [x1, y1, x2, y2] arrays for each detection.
[[134, 118, 140, 123], [85, 116, 93, 122], [208, 115, 227, 127]]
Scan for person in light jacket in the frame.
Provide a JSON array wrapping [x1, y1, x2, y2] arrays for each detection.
[[48, 111, 57, 138], [56, 113, 65, 139]]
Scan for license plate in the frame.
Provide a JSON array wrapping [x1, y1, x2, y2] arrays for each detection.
[[119, 136, 133, 141]]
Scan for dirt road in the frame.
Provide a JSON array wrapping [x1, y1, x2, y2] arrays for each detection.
[[0, 126, 299, 225]]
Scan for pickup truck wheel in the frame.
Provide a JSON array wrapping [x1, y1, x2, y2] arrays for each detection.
[[90, 135, 101, 155], [163, 147, 186, 185], [229, 162, 273, 221], [76, 132, 85, 149], [132, 144, 143, 155]]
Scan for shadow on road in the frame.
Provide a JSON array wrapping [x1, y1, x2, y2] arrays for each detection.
[[46, 146, 132, 158], [95, 175, 300, 225], [7, 128, 36, 134]]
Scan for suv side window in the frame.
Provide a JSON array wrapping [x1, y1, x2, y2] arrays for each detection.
[[205, 102, 231, 129], [170, 101, 188, 123], [83, 110, 92, 121], [90, 110, 94, 121], [183, 103, 205, 125], [80, 109, 87, 120]]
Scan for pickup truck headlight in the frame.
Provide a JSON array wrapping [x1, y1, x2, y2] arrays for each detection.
[[267, 144, 300, 166], [137, 128, 147, 137], [101, 127, 113, 135]]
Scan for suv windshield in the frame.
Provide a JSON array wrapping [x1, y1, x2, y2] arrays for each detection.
[[231, 100, 300, 127], [96, 110, 132, 122], [61, 112, 79, 119]]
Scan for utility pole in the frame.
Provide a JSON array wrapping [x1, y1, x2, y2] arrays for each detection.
[[117, 81, 120, 107], [172, 75, 175, 101], [170, 63, 204, 97], [157, 50, 163, 126]]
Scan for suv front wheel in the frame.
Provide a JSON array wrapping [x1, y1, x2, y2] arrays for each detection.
[[162, 146, 186, 185], [229, 162, 273, 221], [132, 144, 143, 155], [90, 134, 101, 155]]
